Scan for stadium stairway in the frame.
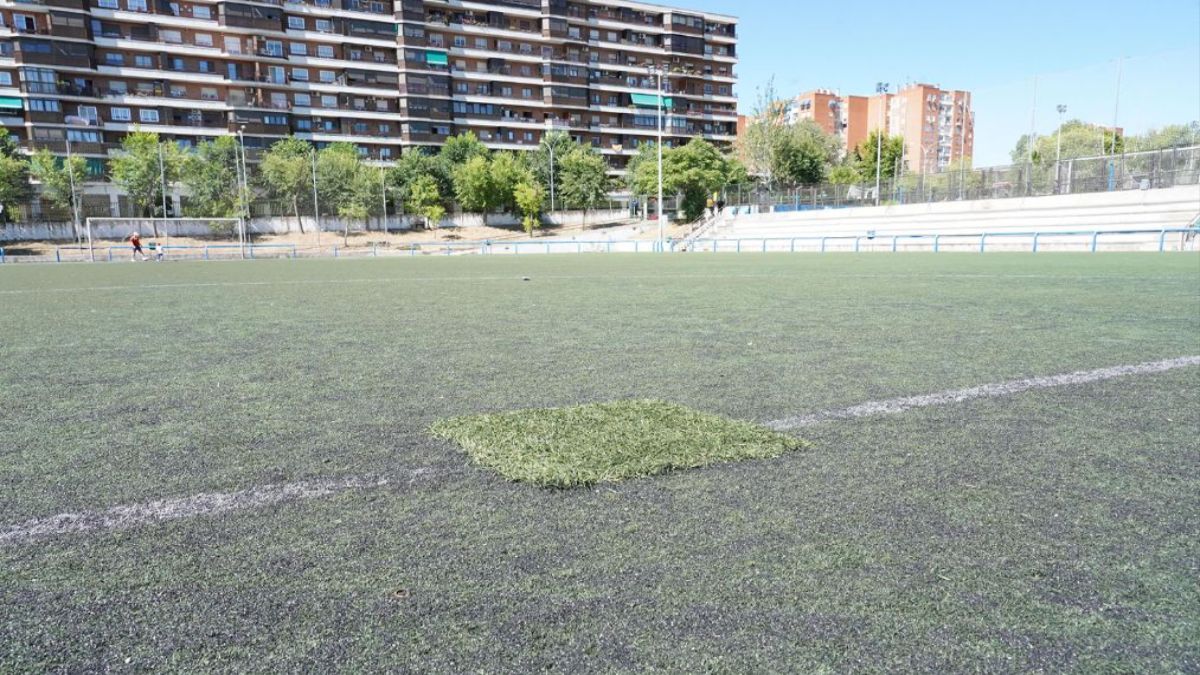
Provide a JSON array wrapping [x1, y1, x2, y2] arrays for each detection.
[[702, 184, 1200, 252]]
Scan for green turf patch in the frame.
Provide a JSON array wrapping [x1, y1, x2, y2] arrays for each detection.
[[430, 399, 809, 487]]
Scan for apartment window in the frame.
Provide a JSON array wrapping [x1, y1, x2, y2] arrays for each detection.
[[452, 36, 465, 48], [474, 37, 487, 49], [497, 41, 512, 52], [500, 86, 512, 97], [224, 36, 242, 54], [352, 122, 368, 133], [192, 5, 210, 18], [104, 53, 123, 66], [67, 129, 101, 143], [77, 105, 98, 121], [318, 70, 334, 83], [267, 66, 285, 83], [378, 123, 390, 134], [168, 58, 184, 71], [134, 55, 153, 68], [315, 19, 331, 32], [295, 118, 311, 130], [264, 114, 286, 125], [287, 16, 305, 29], [139, 109, 159, 123], [0, 73, 11, 86], [454, 82, 467, 94], [522, 88, 532, 98], [195, 33, 213, 47], [198, 60, 212, 73], [97, 0, 118, 7], [108, 81, 127, 94], [290, 43, 306, 56], [294, 93, 311, 106], [320, 95, 336, 107], [263, 40, 283, 57], [379, 147, 392, 158], [169, 84, 186, 97], [316, 45, 334, 58], [200, 87, 217, 100], [126, 0, 147, 11], [28, 99, 60, 112], [110, 106, 130, 121], [429, 34, 443, 47], [292, 68, 308, 81], [13, 15, 36, 32], [160, 29, 182, 43]]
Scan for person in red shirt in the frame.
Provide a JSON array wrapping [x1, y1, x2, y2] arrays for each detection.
[[127, 231, 146, 261]]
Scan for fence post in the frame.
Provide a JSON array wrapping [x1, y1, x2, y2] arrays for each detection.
[[0, 247, 4, 264], [292, 244, 297, 258], [736, 239, 741, 253], [55, 247, 61, 263], [577, 242, 582, 254], [249, 245, 255, 259], [979, 234, 986, 253], [854, 237, 860, 253], [891, 236, 898, 253], [1158, 229, 1167, 252], [933, 235, 940, 253], [204, 246, 209, 260], [1091, 231, 1099, 253], [761, 238, 767, 253], [791, 238, 796, 253], [1032, 233, 1039, 253], [819, 237, 826, 253], [546, 242, 551, 255], [373, 245, 378, 257], [606, 241, 612, 253], [333, 245, 338, 258], [108, 247, 113, 262]]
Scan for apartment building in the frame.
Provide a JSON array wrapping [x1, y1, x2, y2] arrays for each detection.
[[0, 0, 738, 174], [783, 83, 972, 173], [865, 83, 973, 174]]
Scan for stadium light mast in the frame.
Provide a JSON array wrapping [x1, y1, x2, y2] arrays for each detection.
[[236, 125, 248, 259], [156, 141, 169, 227], [310, 147, 321, 252], [379, 164, 388, 234], [649, 64, 666, 250], [547, 138, 556, 213], [875, 82, 889, 206], [1055, 104, 1067, 194]]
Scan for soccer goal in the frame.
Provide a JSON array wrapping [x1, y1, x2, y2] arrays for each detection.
[[84, 217, 248, 261]]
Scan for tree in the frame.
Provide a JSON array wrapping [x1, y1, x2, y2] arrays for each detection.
[[405, 174, 442, 231], [528, 131, 575, 208], [314, 142, 368, 244], [513, 179, 545, 237], [29, 148, 86, 236], [109, 131, 181, 235], [557, 146, 609, 222], [453, 154, 501, 221], [828, 164, 861, 185], [632, 138, 735, 222], [488, 151, 531, 216], [735, 77, 788, 189], [439, 131, 489, 166], [388, 148, 452, 213], [774, 120, 841, 186], [852, 132, 905, 184], [259, 136, 314, 233], [180, 137, 241, 223]]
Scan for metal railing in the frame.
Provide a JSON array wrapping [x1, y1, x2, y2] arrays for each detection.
[[3, 227, 1197, 263]]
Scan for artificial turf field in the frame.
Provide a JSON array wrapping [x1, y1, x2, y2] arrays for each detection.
[[1, 252, 1198, 672]]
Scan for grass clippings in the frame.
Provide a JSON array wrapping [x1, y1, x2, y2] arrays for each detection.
[[431, 399, 809, 487]]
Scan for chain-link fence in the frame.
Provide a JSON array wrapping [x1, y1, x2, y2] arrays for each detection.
[[725, 145, 1200, 212]]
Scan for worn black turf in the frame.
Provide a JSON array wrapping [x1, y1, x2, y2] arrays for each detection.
[[1, 253, 1198, 671]]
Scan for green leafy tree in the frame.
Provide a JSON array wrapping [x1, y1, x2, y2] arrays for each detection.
[[259, 136, 314, 233], [633, 138, 735, 222], [528, 131, 575, 208], [827, 164, 861, 185], [852, 132, 905, 183], [180, 136, 241, 221], [453, 154, 503, 222], [439, 131, 489, 166], [314, 142, 369, 243], [1011, 121, 1123, 165], [29, 148, 86, 234], [557, 146, 609, 222], [110, 131, 181, 234], [513, 179, 545, 237], [405, 174, 443, 230], [774, 120, 841, 186], [388, 148, 453, 212], [735, 77, 788, 189], [488, 151, 531, 215]]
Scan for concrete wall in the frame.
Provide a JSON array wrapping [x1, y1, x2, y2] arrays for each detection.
[[0, 210, 630, 242]]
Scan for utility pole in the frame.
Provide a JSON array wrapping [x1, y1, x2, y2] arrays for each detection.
[[874, 82, 888, 206], [1111, 58, 1123, 155], [157, 141, 168, 227], [236, 126, 248, 259], [1055, 104, 1067, 194], [379, 165, 388, 234], [547, 139, 556, 213], [310, 147, 321, 252], [648, 64, 666, 250], [64, 133, 86, 259], [1026, 75, 1038, 196]]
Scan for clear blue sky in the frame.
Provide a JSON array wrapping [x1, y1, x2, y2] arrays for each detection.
[[683, 0, 1200, 165]]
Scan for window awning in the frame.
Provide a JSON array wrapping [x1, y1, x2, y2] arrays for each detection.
[[0, 97, 23, 110], [425, 51, 448, 66], [631, 93, 672, 108]]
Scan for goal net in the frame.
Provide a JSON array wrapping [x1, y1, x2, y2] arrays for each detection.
[[80, 217, 296, 261]]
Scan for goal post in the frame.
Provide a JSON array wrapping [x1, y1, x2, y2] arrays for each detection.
[[85, 217, 245, 261]]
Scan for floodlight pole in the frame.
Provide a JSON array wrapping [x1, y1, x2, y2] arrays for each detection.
[[547, 140, 556, 213], [236, 126, 248, 259], [649, 64, 666, 250], [875, 82, 888, 206], [64, 133, 89, 261], [310, 148, 321, 252], [157, 141, 168, 227], [379, 165, 388, 233], [1055, 104, 1067, 194]]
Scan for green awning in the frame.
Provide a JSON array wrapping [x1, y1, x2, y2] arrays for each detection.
[[425, 51, 448, 66], [631, 93, 672, 108], [0, 97, 23, 110]]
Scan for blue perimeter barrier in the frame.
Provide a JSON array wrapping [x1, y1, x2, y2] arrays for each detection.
[[1, 228, 1196, 263]]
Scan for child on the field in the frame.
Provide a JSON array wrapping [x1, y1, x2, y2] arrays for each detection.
[[153, 241, 166, 261]]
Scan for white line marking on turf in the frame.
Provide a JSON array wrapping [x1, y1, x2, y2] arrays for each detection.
[[0, 474, 400, 546], [765, 355, 1200, 430], [4, 356, 1197, 546]]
